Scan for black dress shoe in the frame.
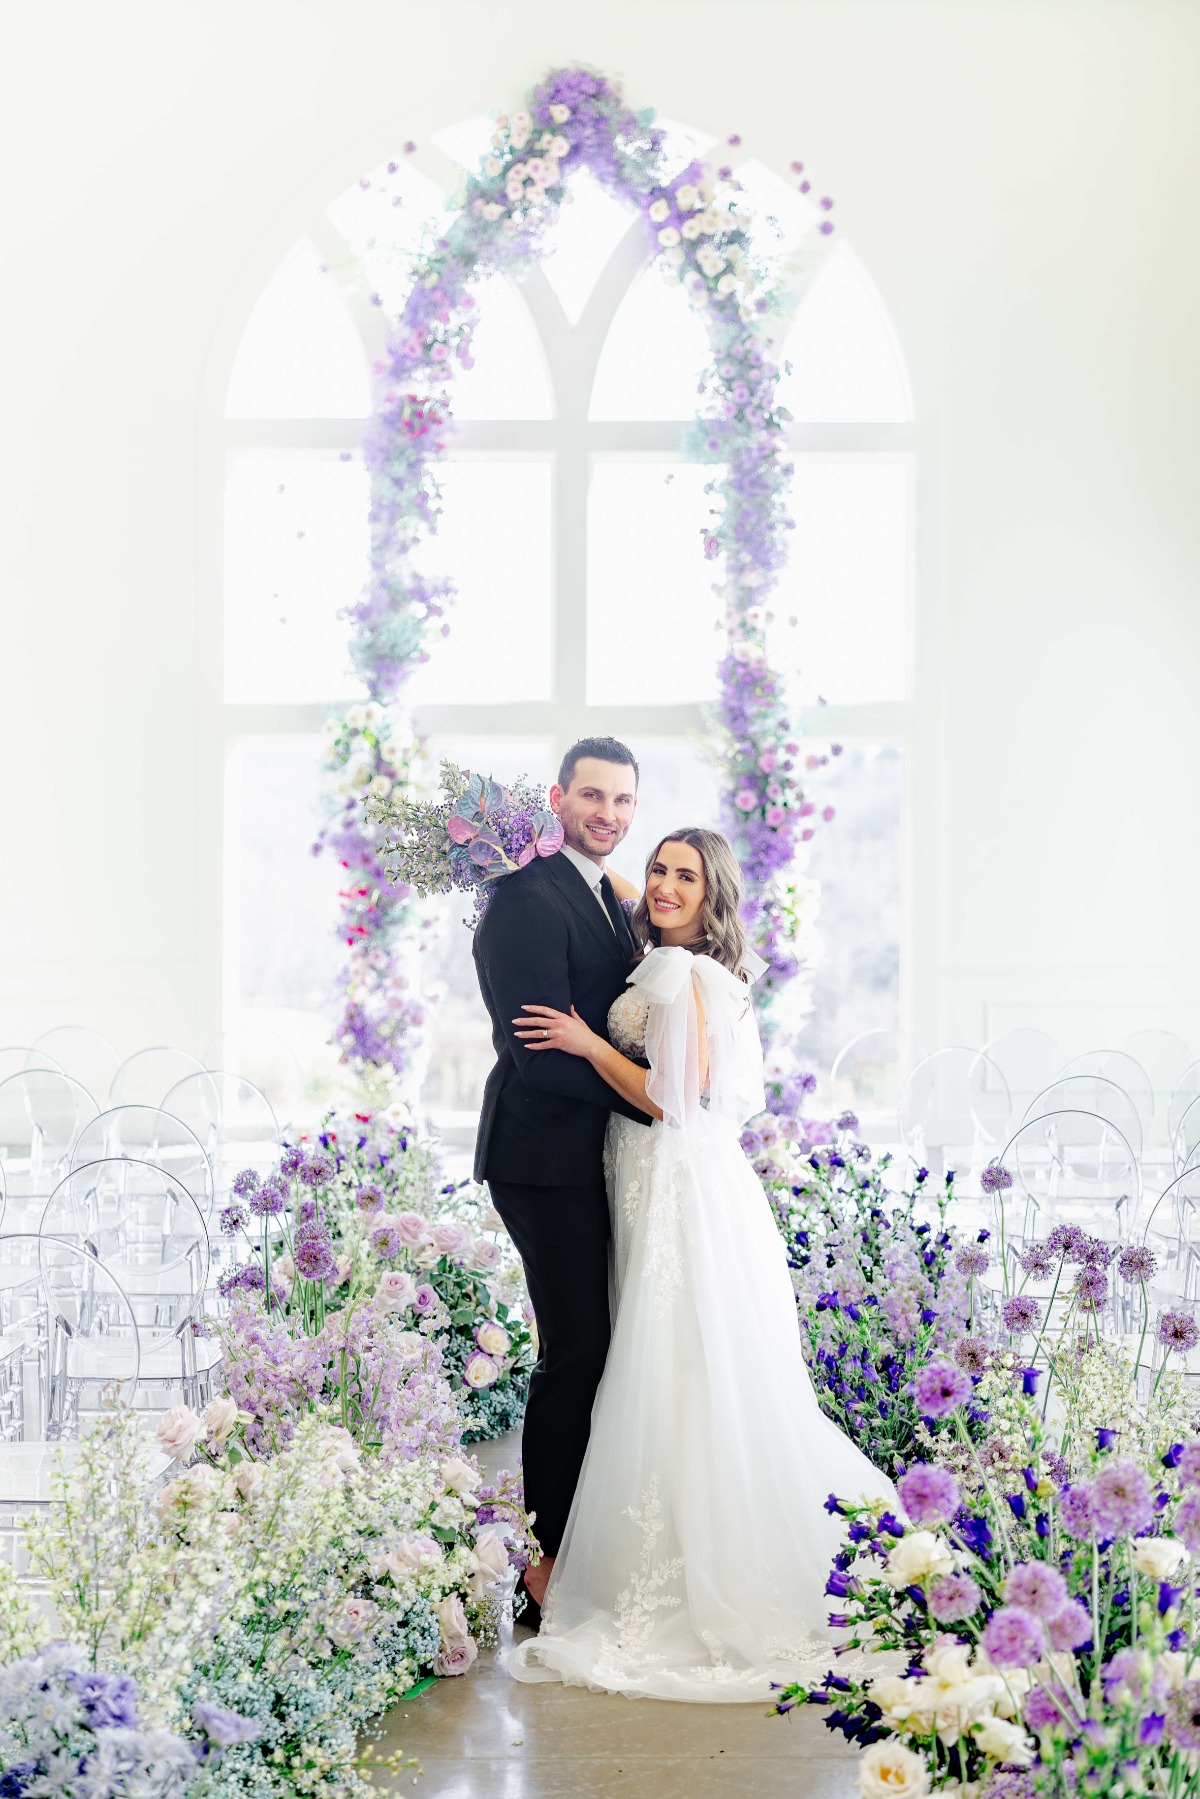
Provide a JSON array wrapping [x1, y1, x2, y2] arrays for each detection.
[[514, 1571, 542, 1632]]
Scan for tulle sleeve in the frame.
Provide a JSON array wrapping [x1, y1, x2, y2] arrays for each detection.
[[626, 948, 766, 1131]]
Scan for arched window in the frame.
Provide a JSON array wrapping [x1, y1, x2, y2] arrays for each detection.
[[218, 118, 915, 1119]]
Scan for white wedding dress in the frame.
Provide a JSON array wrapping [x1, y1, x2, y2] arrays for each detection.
[[509, 945, 896, 1702]]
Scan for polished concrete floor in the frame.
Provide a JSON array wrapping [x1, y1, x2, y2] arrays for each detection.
[[376, 1434, 861, 1799]]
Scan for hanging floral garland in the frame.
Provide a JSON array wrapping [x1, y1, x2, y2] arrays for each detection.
[[319, 65, 838, 1088]]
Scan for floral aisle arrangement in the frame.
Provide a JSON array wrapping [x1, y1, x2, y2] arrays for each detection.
[[218, 1109, 534, 1443], [319, 63, 843, 1082], [0, 1405, 534, 1797]]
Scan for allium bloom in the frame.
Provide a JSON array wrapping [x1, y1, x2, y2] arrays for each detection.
[[897, 1464, 961, 1528], [911, 1358, 972, 1417], [955, 1246, 989, 1278], [1002, 1295, 1040, 1334], [220, 1204, 247, 1235], [982, 1606, 1045, 1669], [1045, 1223, 1085, 1259], [836, 1110, 859, 1132], [298, 1153, 333, 1187], [1057, 1483, 1094, 1540], [1168, 1679, 1200, 1750], [1019, 1242, 1055, 1279], [1173, 1489, 1200, 1554], [280, 1145, 304, 1177], [1117, 1244, 1157, 1283], [249, 1178, 286, 1216], [1159, 1310, 1200, 1353], [1073, 1266, 1108, 1309], [232, 1168, 261, 1197], [370, 1224, 403, 1258], [927, 1571, 981, 1623], [1176, 1442, 1200, 1486], [952, 1337, 990, 1375], [1079, 1236, 1113, 1269], [1045, 1601, 1092, 1651], [1003, 1561, 1068, 1619], [980, 1163, 1014, 1194], [1024, 1687, 1068, 1734], [1091, 1459, 1155, 1539], [356, 1182, 385, 1212], [294, 1235, 337, 1281], [1104, 1647, 1169, 1706]]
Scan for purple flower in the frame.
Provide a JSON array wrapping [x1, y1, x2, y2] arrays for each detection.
[[836, 1111, 859, 1132], [358, 1183, 385, 1212], [980, 1163, 1013, 1195], [952, 1337, 990, 1375], [1104, 1647, 1169, 1705], [955, 1246, 989, 1278], [1002, 1295, 1040, 1334], [280, 1146, 305, 1177], [1046, 1223, 1085, 1258], [413, 1283, 437, 1313], [1176, 1442, 1200, 1486], [1045, 1600, 1092, 1651], [232, 1169, 261, 1197], [192, 1701, 263, 1746], [1091, 1460, 1155, 1539], [1168, 1679, 1200, 1750], [927, 1571, 981, 1623], [220, 1204, 248, 1235], [1058, 1484, 1094, 1539], [1073, 1266, 1108, 1309], [1003, 1561, 1068, 1619], [248, 1179, 286, 1217], [1174, 1489, 1200, 1553], [294, 1235, 337, 1281], [1019, 1242, 1055, 1279], [982, 1605, 1045, 1668], [911, 1358, 972, 1418], [1024, 1686, 1068, 1733], [66, 1668, 140, 1729], [299, 1154, 333, 1188], [370, 1225, 403, 1258], [897, 1464, 961, 1528], [1159, 1310, 1200, 1353]]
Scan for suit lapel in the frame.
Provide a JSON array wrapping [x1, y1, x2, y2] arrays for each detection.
[[544, 853, 628, 968]]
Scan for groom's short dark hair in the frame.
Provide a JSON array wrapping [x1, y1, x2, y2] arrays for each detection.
[[558, 736, 640, 790]]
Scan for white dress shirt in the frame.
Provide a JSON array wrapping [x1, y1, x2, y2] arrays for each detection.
[[559, 844, 616, 931]]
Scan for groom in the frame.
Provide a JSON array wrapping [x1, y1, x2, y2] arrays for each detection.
[[472, 736, 647, 1621]]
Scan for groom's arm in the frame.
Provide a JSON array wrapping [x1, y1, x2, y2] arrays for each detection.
[[479, 883, 648, 1124]]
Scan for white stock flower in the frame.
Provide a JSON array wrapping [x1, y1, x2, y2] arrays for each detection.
[[548, 135, 570, 158], [698, 207, 722, 232], [370, 774, 392, 798], [856, 1740, 930, 1799], [1131, 1536, 1187, 1580], [484, 157, 503, 177], [648, 198, 671, 223], [155, 1405, 204, 1464], [482, 202, 505, 222], [882, 1530, 954, 1588], [973, 1716, 1034, 1766]]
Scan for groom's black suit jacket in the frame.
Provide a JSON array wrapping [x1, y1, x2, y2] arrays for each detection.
[[472, 852, 651, 1185]]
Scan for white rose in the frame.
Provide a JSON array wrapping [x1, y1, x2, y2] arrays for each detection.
[[328, 1594, 378, 1646], [155, 1405, 204, 1464], [441, 1455, 480, 1497], [373, 1536, 441, 1581], [675, 183, 699, 210], [882, 1531, 954, 1588], [435, 1592, 471, 1647], [973, 1716, 1034, 1766], [370, 774, 392, 798], [1131, 1536, 1188, 1580], [648, 198, 671, 223], [396, 1330, 426, 1358], [856, 1740, 930, 1799], [657, 226, 681, 247], [696, 245, 726, 278], [549, 102, 571, 124], [475, 1320, 510, 1356], [201, 1395, 239, 1447], [233, 1461, 268, 1503], [363, 701, 384, 727], [481, 1206, 505, 1233], [467, 1531, 511, 1596], [346, 704, 367, 729], [471, 1237, 503, 1272]]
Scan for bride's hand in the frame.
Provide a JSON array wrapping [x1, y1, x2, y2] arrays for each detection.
[[513, 1004, 599, 1060]]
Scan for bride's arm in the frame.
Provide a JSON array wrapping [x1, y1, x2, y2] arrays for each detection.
[[513, 1004, 663, 1119]]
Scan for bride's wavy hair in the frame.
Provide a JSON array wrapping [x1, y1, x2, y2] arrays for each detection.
[[630, 827, 750, 980]]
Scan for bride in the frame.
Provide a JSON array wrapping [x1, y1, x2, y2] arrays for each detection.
[[507, 826, 895, 1702]]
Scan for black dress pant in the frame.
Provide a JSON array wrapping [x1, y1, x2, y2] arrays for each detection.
[[487, 1177, 611, 1557]]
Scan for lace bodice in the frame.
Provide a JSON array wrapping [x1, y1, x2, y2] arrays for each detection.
[[607, 985, 650, 1059]]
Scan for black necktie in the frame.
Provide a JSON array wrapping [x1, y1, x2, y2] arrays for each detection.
[[599, 873, 631, 951]]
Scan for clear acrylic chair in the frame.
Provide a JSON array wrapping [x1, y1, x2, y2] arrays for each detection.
[[1120, 1030, 1193, 1145], [1174, 1094, 1200, 1178], [1058, 1051, 1154, 1141], [0, 1070, 100, 1231], [203, 1023, 307, 1132], [109, 1047, 206, 1109], [999, 1108, 1142, 1251], [828, 1029, 928, 1141], [0, 1046, 65, 1085], [1169, 1061, 1200, 1151], [40, 1163, 216, 1415], [70, 1105, 215, 1222], [1023, 1075, 1144, 1163], [980, 1028, 1063, 1118], [162, 1071, 280, 1207], [898, 1048, 1012, 1194], [0, 1234, 142, 1440], [29, 1028, 120, 1106]]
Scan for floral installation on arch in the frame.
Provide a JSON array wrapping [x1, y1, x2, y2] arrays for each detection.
[[318, 63, 841, 1087]]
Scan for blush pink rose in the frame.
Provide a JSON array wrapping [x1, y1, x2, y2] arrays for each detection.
[[434, 1637, 478, 1676], [156, 1405, 204, 1464], [375, 1270, 417, 1313], [470, 1237, 503, 1272], [396, 1212, 427, 1245]]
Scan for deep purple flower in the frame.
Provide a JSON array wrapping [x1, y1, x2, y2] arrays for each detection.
[[897, 1464, 961, 1528], [835, 1110, 859, 1132], [955, 1245, 989, 1278], [1020, 1367, 1040, 1396], [294, 1235, 337, 1281], [980, 1163, 1013, 1195], [1045, 1223, 1085, 1258], [1159, 1310, 1200, 1353], [1003, 1561, 1068, 1619], [66, 1668, 140, 1729], [1045, 1600, 1092, 1651], [911, 1358, 972, 1418], [1002, 1295, 1040, 1334], [927, 1571, 981, 1624], [1091, 1460, 1155, 1538], [370, 1225, 403, 1258], [982, 1605, 1045, 1668], [220, 1204, 248, 1236]]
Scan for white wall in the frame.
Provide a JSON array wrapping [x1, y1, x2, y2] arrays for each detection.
[[2, 0, 1199, 1062]]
